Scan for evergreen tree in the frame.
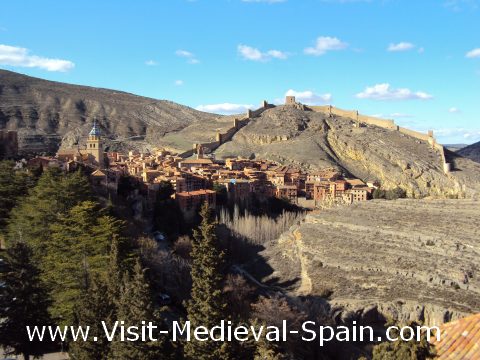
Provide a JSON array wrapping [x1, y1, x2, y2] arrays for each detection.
[[0, 160, 35, 230], [184, 202, 230, 360], [7, 168, 91, 258], [254, 337, 287, 360], [68, 275, 113, 360], [0, 241, 53, 360], [44, 200, 124, 325], [105, 235, 123, 322], [110, 260, 169, 359], [372, 322, 436, 360], [68, 236, 130, 359]]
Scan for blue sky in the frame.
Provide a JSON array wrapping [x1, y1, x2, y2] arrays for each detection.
[[1, 0, 479, 144]]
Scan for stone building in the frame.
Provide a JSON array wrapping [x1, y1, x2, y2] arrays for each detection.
[[175, 189, 216, 218], [85, 121, 104, 167], [285, 96, 296, 105], [56, 122, 106, 168]]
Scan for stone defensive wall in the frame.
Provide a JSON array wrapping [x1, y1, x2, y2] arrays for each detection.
[[310, 105, 396, 130], [189, 102, 271, 157], [308, 104, 451, 173]]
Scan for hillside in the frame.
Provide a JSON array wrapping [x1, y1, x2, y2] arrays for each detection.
[[1, 70, 479, 197], [215, 106, 480, 197], [0, 70, 235, 154], [458, 141, 480, 163], [257, 199, 480, 326]]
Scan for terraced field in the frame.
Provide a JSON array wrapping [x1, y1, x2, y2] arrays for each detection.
[[260, 199, 480, 326]]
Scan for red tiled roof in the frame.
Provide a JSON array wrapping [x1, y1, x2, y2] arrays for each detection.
[[176, 189, 215, 197], [431, 313, 480, 359]]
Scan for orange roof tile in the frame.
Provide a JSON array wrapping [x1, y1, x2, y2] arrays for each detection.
[[431, 313, 480, 360]]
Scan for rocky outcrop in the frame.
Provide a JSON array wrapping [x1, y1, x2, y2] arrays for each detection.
[[216, 106, 480, 197], [259, 199, 480, 326]]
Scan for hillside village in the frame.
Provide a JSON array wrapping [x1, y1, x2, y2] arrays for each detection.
[[5, 95, 458, 219]]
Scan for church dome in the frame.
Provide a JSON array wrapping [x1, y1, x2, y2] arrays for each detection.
[[89, 121, 101, 136]]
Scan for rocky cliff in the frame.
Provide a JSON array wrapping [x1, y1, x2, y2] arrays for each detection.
[[215, 106, 480, 197], [257, 199, 480, 326], [0, 70, 235, 154]]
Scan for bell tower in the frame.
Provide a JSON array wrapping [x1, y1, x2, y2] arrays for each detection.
[[86, 120, 104, 168]]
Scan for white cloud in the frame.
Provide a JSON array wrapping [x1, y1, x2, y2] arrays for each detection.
[[304, 36, 348, 56], [196, 103, 255, 115], [176, 50, 193, 57], [0, 44, 74, 72], [175, 49, 200, 64], [448, 107, 461, 113], [371, 113, 413, 118], [444, 0, 479, 11], [387, 42, 415, 52], [237, 45, 288, 62], [434, 127, 480, 142], [280, 89, 332, 105], [174, 80, 184, 86], [145, 60, 158, 66], [356, 83, 433, 101], [241, 0, 286, 2], [466, 48, 480, 58], [320, 0, 373, 2]]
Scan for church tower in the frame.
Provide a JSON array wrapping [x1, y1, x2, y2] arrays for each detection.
[[86, 121, 104, 168]]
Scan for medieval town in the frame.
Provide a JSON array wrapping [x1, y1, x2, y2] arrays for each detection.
[[16, 118, 376, 220]]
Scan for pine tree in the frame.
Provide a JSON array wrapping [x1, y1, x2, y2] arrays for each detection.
[[105, 236, 123, 323], [68, 275, 113, 360], [110, 259, 169, 359], [44, 200, 124, 325], [0, 160, 35, 230], [68, 236, 130, 359], [0, 241, 53, 360], [7, 168, 92, 258], [254, 336, 287, 360], [184, 202, 230, 360], [372, 322, 436, 360]]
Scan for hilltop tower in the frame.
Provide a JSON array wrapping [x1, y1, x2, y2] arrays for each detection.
[[86, 120, 104, 168], [285, 96, 296, 105]]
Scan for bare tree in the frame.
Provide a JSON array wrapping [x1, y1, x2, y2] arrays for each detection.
[[218, 206, 305, 245]]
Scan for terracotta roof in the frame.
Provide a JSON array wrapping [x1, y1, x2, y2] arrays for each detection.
[[180, 158, 213, 164], [91, 169, 106, 177], [176, 189, 216, 197], [346, 178, 366, 186], [431, 313, 480, 359]]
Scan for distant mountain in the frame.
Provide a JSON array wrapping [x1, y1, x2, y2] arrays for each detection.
[[458, 141, 480, 163], [0, 69, 232, 154], [444, 143, 468, 152]]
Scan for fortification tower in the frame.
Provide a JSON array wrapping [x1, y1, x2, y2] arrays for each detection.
[[285, 96, 296, 105], [86, 120, 104, 168]]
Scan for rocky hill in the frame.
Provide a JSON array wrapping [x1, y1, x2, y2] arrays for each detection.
[[256, 199, 480, 326], [458, 141, 480, 163], [1, 70, 478, 197], [215, 106, 480, 197], [0, 70, 234, 154]]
